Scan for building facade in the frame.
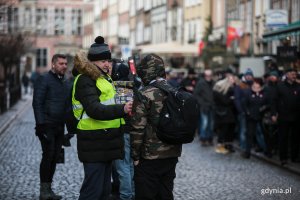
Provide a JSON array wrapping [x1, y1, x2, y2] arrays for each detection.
[[16, 0, 85, 72]]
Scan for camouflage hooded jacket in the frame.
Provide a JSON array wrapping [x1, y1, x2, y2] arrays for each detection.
[[130, 54, 182, 161]]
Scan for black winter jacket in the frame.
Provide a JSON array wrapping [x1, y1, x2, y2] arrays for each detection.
[[73, 52, 126, 163], [213, 88, 236, 124], [271, 80, 300, 122], [193, 78, 214, 112], [32, 70, 71, 125], [243, 89, 269, 121]]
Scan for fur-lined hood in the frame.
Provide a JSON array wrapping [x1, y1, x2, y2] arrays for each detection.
[[73, 51, 104, 80]]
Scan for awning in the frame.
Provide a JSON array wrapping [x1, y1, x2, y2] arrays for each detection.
[[136, 42, 198, 56], [263, 21, 300, 42]]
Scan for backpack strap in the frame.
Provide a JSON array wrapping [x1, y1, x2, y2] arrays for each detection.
[[150, 81, 176, 93]]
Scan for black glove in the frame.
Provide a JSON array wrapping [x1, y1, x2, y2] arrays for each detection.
[[63, 133, 74, 147], [35, 124, 49, 142]]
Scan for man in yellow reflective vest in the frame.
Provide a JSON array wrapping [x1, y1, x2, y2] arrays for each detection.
[[72, 36, 132, 200]]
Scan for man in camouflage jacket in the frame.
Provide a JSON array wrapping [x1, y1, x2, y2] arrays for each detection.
[[130, 53, 182, 200]]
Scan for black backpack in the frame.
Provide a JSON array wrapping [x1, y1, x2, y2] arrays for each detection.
[[151, 82, 200, 144]]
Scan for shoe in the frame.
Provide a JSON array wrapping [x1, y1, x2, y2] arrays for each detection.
[[281, 160, 288, 166], [215, 144, 229, 154], [291, 158, 300, 163], [41, 183, 62, 200], [225, 144, 235, 153], [200, 140, 208, 147], [264, 152, 272, 158], [40, 183, 52, 200], [207, 140, 214, 146], [254, 147, 263, 152], [241, 151, 250, 159]]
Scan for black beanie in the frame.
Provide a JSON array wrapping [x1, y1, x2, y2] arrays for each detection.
[[87, 36, 111, 61]]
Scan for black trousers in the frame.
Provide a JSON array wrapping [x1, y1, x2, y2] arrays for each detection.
[[79, 162, 112, 200], [38, 125, 64, 183], [278, 121, 299, 161], [134, 157, 178, 200], [216, 123, 235, 144]]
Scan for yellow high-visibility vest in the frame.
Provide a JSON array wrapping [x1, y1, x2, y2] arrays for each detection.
[[72, 74, 125, 131]]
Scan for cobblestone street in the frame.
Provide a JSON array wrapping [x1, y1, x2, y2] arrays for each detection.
[[0, 98, 300, 200]]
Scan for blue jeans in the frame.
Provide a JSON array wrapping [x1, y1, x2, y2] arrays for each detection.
[[114, 134, 134, 200], [198, 110, 214, 141], [256, 123, 266, 152], [238, 113, 247, 151]]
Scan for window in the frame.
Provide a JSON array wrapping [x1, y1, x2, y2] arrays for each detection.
[[72, 9, 82, 35], [130, 0, 136, 17], [144, 0, 152, 11], [102, 0, 108, 9], [36, 8, 47, 35], [136, 21, 144, 44], [7, 7, 19, 33], [24, 7, 32, 28], [36, 49, 47, 68], [291, 0, 300, 22], [272, 0, 280, 9], [55, 8, 64, 35], [144, 26, 151, 42], [109, 15, 118, 36]]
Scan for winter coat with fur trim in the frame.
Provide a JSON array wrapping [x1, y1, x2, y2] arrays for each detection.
[[73, 52, 126, 162]]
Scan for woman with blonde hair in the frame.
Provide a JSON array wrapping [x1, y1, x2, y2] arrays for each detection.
[[213, 74, 237, 154]]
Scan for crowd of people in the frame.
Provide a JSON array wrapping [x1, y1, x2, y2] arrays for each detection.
[[167, 65, 300, 166], [31, 34, 299, 200]]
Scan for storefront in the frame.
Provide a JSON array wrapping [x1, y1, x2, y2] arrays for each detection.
[[263, 21, 300, 70]]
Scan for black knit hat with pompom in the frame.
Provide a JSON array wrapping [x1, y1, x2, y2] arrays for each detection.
[[87, 36, 111, 61]]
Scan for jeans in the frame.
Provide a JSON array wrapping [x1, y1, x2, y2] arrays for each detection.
[[238, 113, 247, 151], [38, 124, 64, 183], [245, 120, 266, 153], [198, 110, 214, 141], [114, 134, 134, 200], [79, 162, 112, 200]]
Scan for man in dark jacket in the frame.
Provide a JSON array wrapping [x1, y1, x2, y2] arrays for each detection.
[[32, 54, 70, 200], [271, 68, 300, 165], [131, 54, 182, 200], [234, 68, 254, 152], [193, 69, 214, 145], [73, 36, 132, 200]]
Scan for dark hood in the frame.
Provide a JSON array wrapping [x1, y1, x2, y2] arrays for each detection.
[[136, 53, 166, 85]]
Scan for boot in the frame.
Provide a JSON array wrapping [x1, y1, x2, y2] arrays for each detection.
[[40, 183, 62, 200], [47, 183, 62, 200], [40, 183, 52, 200]]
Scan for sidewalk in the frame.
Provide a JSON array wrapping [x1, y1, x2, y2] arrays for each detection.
[[0, 94, 32, 135], [234, 144, 300, 176]]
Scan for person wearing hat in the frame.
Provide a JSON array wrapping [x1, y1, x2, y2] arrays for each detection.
[[271, 68, 300, 165], [72, 36, 133, 200]]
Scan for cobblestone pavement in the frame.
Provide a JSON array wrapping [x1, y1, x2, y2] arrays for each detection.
[[0, 102, 300, 200]]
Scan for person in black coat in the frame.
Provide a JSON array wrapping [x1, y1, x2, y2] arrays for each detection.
[[193, 69, 215, 146], [32, 54, 70, 200], [242, 79, 269, 159], [73, 37, 132, 200], [271, 68, 300, 165], [213, 75, 236, 154]]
